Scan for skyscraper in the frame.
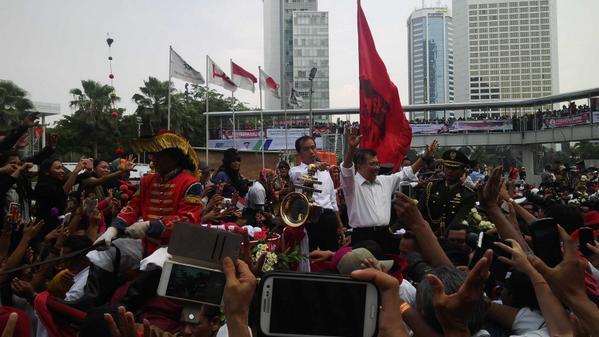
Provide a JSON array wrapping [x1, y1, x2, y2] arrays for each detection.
[[453, 0, 559, 116], [263, 0, 329, 113], [408, 7, 454, 120]]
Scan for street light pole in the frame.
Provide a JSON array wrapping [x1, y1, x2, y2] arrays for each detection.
[[308, 67, 317, 137]]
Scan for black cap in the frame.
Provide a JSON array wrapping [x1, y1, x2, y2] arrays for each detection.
[[442, 149, 469, 168]]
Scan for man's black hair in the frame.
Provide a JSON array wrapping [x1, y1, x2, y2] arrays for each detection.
[[295, 135, 315, 153], [353, 148, 377, 167]]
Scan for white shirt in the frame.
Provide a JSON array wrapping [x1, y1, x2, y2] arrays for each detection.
[[340, 163, 415, 228], [289, 163, 338, 211], [64, 266, 90, 302], [247, 181, 266, 211]]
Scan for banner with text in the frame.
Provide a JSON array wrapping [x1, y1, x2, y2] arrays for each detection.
[[543, 113, 590, 128], [410, 124, 446, 134], [209, 137, 323, 151], [449, 120, 513, 132], [223, 130, 262, 139]]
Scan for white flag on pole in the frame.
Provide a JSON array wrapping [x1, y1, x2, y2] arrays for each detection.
[[259, 68, 280, 99], [170, 48, 205, 84], [288, 84, 304, 108], [231, 61, 257, 92], [207, 56, 237, 92]]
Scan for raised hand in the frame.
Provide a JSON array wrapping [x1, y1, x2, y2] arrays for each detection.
[[0, 163, 19, 176], [478, 166, 502, 210], [346, 126, 360, 149], [427, 250, 492, 335], [351, 268, 409, 337], [240, 231, 267, 277], [495, 239, 534, 274], [11, 278, 35, 300], [424, 139, 439, 159], [104, 306, 153, 337], [222, 257, 257, 323], [23, 218, 44, 241], [123, 155, 137, 172], [393, 192, 426, 227], [528, 226, 587, 304]]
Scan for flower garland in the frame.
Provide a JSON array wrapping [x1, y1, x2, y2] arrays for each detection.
[[251, 239, 306, 272], [463, 208, 496, 233]]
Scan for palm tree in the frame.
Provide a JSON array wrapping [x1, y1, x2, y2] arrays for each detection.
[[132, 76, 197, 137], [69, 80, 120, 157], [0, 80, 34, 129]]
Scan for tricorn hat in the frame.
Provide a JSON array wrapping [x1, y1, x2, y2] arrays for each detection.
[[130, 131, 200, 177]]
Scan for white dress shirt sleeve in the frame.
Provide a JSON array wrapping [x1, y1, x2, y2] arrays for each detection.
[[289, 166, 304, 186], [340, 162, 355, 194]]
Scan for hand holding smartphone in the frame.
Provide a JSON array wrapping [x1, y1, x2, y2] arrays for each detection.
[[530, 218, 563, 267], [579, 227, 596, 257], [259, 273, 379, 337]]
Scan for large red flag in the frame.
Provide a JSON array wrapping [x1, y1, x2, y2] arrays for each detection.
[[358, 0, 412, 171]]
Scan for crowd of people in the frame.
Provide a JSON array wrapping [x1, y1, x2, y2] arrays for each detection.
[[2, 112, 599, 337]]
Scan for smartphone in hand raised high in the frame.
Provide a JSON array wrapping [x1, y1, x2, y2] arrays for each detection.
[[157, 260, 226, 307], [579, 227, 596, 257], [530, 218, 563, 267], [259, 272, 379, 337]]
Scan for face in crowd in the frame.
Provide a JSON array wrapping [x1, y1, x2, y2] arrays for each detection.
[[298, 137, 318, 164]]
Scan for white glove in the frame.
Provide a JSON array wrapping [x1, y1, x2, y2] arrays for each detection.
[[125, 221, 150, 239], [94, 227, 118, 246]]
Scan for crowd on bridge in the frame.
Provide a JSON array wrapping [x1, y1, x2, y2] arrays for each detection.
[[2, 112, 599, 337]]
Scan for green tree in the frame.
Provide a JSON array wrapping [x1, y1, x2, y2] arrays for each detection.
[[68, 80, 121, 157], [0, 80, 33, 130]]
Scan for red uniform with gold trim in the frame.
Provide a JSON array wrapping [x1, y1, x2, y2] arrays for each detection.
[[111, 170, 202, 254]]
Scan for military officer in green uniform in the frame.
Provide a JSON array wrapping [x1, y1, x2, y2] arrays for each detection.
[[419, 149, 476, 236]]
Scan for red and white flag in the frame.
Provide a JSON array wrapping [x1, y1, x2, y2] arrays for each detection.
[[259, 68, 280, 99], [231, 61, 257, 93], [207, 56, 237, 92], [358, 0, 412, 171]]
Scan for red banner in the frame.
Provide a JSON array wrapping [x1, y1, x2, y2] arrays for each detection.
[[543, 113, 589, 128], [223, 130, 261, 139]]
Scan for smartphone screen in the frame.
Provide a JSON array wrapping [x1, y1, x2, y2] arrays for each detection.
[[469, 233, 511, 283], [162, 262, 226, 306], [263, 276, 377, 337], [400, 182, 412, 198], [579, 227, 595, 257], [530, 218, 562, 267]]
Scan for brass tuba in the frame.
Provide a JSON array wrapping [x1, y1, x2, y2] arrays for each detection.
[[280, 164, 322, 227]]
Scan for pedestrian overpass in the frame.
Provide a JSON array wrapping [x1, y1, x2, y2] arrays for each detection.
[[204, 88, 599, 184]]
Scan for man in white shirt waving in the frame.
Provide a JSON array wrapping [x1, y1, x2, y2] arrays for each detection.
[[289, 135, 344, 251], [340, 127, 438, 253]]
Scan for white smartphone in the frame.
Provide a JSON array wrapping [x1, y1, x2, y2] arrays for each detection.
[[157, 260, 226, 306], [259, 273, 379, 337]]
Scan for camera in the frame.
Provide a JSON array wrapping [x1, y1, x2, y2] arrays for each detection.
[[524, 189, 555, 207]]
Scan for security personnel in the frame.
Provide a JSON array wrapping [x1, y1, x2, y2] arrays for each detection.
[[419, 149, 476, 236]]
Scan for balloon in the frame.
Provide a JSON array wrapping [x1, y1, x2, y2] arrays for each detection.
[[120, 193, 129, 201], [111, 111, 118, 118], [109, 74, 114, 79], [119, 185, 128, 192]]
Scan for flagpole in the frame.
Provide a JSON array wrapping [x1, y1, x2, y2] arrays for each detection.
[[259, 66, 265, 169], [205, 55, 210, 166], [230, 58, 237, 150], [167, 45, 172, 130]]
